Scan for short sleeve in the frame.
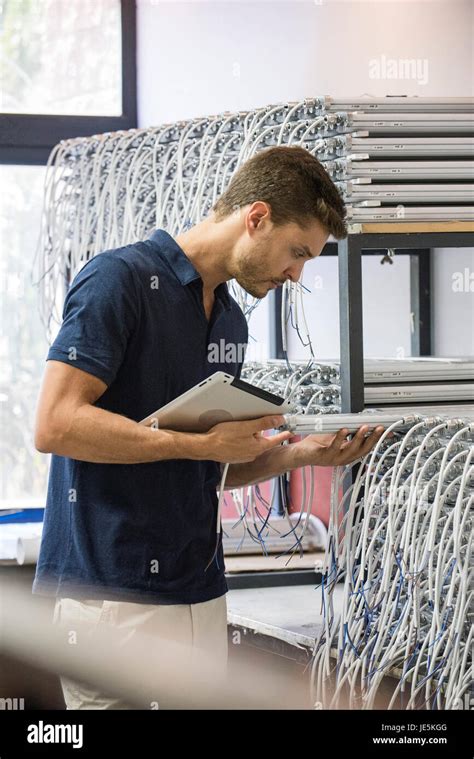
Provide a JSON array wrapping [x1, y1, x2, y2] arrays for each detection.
[[46, 252, 139, 387]]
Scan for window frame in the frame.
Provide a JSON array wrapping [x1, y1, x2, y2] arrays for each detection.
[[0, 0, 137, 166]]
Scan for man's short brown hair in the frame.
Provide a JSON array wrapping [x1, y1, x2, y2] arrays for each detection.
[[212, 145, 347, 239]]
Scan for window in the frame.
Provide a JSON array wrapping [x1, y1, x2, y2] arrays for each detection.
[[1, 0, 122, 116], [0, 0, 137, 164], [0, 163, 50, 505], [0, 0, 136, 507]]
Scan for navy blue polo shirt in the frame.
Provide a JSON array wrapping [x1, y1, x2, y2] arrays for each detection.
[[32, 229, 248, 605]]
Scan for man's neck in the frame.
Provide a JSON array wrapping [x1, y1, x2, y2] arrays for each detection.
[[175, 217, 234, 294]]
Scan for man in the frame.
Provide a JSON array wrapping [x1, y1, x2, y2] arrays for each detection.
[[33, 146, 384, 709]]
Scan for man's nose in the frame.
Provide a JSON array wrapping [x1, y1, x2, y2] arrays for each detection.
[[284, 261, 305, 283]]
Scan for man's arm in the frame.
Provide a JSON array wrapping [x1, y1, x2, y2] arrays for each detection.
[[34, 361, 210, 463], [222, 424, 386, 489], [222, 442, 299, 489], [34, 361, 291, 465]]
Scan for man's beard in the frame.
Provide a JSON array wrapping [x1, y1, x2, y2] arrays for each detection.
[[234, 275, 269, 299], [232, 253, 275, 299]]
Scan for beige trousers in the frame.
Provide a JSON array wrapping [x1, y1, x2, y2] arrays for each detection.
[[52, 594, 228, 709]]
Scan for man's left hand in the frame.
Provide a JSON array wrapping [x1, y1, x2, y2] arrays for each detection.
[[292, 424, 385, 467]]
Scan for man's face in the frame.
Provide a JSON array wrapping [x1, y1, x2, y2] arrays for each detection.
[[231, 216, 329, 299]]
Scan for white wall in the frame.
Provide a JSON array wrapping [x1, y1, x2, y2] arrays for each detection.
[[287, 253, 412, 360], [136, 0, 474, 359], [137, 0, 473, 123], [432, 248, 474, 356]]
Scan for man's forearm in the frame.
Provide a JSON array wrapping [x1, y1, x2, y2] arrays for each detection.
[[44, 404, 210, 464], [223, 442, 303, 489]]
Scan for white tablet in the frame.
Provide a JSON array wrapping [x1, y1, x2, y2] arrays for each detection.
[[139, 371, 295, 432]]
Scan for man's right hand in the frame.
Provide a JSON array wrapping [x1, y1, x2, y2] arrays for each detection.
[[204, 415, 292, 463]]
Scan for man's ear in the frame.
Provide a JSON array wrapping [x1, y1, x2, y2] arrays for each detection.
[[246, 201, 271, 233]]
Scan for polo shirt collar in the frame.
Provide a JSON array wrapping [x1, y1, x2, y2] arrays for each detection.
[[147, 228, 232, 310]]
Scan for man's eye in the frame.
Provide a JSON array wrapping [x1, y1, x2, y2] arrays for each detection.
[[293, 251, 306, 258]]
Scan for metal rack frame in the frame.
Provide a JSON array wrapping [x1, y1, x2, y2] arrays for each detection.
[[270, 222, 473, 412], [263, 221, 473, 538], [336, 223, 474, 412]]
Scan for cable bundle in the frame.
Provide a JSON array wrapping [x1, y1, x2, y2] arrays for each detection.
[[33, 98, 328, 337], [241, 359, 474, 409], [310, 414, 473, 710], [241, 359, 341, 414], [34, 96, 473, 341]]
